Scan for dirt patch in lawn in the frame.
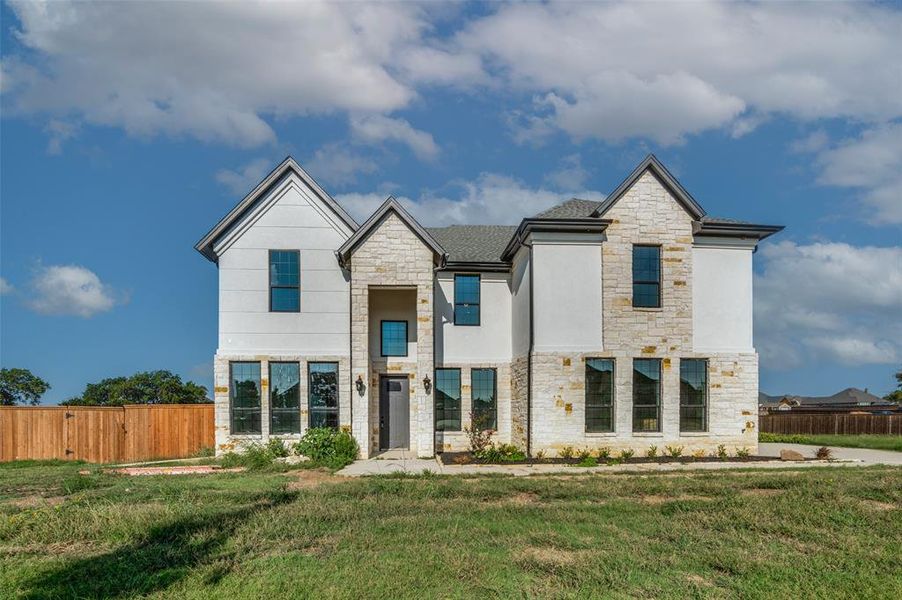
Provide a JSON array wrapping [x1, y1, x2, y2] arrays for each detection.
[[106, 465, 246, 476], [740, 488, 785, 498], [639, 494, 710, 505], [6, 495, 66, 509], [519, 546, 585, 566], [859, 499, 897, 511], [285, 469, 345, 490]]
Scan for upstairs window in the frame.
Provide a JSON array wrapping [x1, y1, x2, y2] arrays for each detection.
[[270, 362, 300, 434], [471, 368, 497, 430], [454, 274, 480, 325], [633, 358, 661, 432], [309, 362, 339, 429], [381, 320, 408, 357], [632, 245, 661, 308], [680, 359, 708, 432], [230, 362, 261, 434], [435, 368, 461, 432], [585, 358, 615, 433], [269, 250, 300, 312]]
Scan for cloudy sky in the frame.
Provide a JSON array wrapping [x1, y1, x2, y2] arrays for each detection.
[[1, 0, 900, 403]]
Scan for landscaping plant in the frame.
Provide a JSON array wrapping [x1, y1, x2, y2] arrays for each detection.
[[293, 427, 359, 469], [464, 412, 495, 455], [645, 445, 658, 458], [665, 445, 684, 458], [815, 446, 833, 460], [619, 448, 635, 460], [559, 446, 575, 459]]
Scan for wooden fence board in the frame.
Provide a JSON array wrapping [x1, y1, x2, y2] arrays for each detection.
[[0, 405, 214, 463], [760, 413, 902, 436]]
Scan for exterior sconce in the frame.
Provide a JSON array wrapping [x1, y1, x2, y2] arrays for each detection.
[[355, 375, 365, 395], [423, 375, 432, 394]]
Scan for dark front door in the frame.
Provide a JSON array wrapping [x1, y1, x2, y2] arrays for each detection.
[[379, 376, 410, 450]]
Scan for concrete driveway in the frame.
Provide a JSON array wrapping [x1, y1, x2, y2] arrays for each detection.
[[758, 442, 902, 465]]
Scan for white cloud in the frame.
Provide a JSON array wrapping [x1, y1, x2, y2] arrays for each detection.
[[350, 114, 439, 161], [27, 264, 121, 318], [305, 143, 378, 187], [754, 241, 902, 369], [0, 277, 13, 295], [545, 154, 590, 191], [336, 173, 604, 226], [44, 119, 79, 154], [215, 158, 272, 196]]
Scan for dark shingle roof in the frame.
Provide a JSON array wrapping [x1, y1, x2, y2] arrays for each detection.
[[426, 225, 517, 263], [700, 215, 755, 225], [533, 199, 603, 219]]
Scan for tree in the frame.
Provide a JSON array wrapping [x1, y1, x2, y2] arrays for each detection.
[[884, 367, 902, 404], [64, 370, 210, 406], [0, 368, 51, 406]]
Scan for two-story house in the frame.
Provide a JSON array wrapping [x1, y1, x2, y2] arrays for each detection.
[[196, 155, 782, 459]]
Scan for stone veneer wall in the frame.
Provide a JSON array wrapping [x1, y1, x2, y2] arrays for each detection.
[[434, 362, 512, 453], [349, 212, 435, 458], [213, 353, 351, 454], [529, 171, 758, 456], [510, 355, 529, 450]]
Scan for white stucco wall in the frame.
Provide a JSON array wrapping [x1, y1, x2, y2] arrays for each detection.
[[531, 233, 604, 352], [692, 242, 754, 353], [369, 288, 418, 361], [216, 175, 352, 354], [435, 272, 512, 363], [510, 248, 531, 359]]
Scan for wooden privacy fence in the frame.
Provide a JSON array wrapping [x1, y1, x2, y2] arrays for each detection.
[[760, 413, 902, 436], [0, 404, 214, 463]]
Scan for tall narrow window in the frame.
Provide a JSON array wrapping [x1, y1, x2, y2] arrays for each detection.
[[633, 358, 661, 432], [680, 359, 708, 432], [632, 245, 661, 308], [435, 368, 461, 432], [269, 250, 300, 312], [230, 362, 261, 434], [454, 274, 480, 325], [381, 320, 408, 357], [308, 362, 339, 429], [586, 358, 615, 433], [270, 362, 300, 434], [471, 368, 497, 430]]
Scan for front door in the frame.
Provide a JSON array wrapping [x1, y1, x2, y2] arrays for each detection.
[[379, 376, 410, 450]]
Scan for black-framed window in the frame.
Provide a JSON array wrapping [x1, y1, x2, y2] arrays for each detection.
[[632, 245, 661, 308], [230, 362, 261, 434], [381, 320, 408, 357], [633, 358, 661, 432], [308, 362, 338, 429], [435, 368, 461, 432], [680, 359, 708, 432], [454, 274, 480, 326], [270, 362, 300, 434], [471, 368, 497, 430], [269, 250, 300, 312], [586, 358, 614, 433]]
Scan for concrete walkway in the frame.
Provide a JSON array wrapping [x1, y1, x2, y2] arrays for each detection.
[[759, 442, 902, 465]]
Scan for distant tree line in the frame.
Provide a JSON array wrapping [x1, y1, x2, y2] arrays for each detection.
[[0, 368, 210, 406]]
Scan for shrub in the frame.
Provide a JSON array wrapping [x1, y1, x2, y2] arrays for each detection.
[[645, 445, 658, 458], [293, 427, 359, 469], [577, 448, 592, 461], [716, 444, 728, 459], [576, 456, 599, 467], [265, 439, 289, 458], [692, 449, 706, 459], [619, 448, 635, 460], [535, 449, 546, 460], [559, 446, 575, 459], [665, 445, 684, 458], [220, 443, 276, 470], [815, 446, 833, 460], [595, 446, 612, 460], [735, 447, 751, 459], [478, 443, 526, 463], [464, 411, 495, 455]]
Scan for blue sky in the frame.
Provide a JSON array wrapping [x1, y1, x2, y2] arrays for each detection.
[[1, 1, 900, 404]]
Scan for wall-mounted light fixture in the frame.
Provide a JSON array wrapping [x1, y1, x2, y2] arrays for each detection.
[[355, 375, 365, 395], [423, 375, 431, 394]]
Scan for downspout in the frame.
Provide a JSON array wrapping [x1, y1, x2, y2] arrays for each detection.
[[526, 242, 535, 458], [336, 250, 353, 434]]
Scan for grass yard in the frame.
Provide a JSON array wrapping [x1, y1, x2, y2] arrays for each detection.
[[1, 461, 900, 599], [760, 433, 902, 452]]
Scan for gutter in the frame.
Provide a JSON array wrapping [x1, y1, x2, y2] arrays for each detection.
[[501, 218, 611, 262], [526, 242, 534, 458]]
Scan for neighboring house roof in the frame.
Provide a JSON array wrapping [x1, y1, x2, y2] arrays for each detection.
[[195, 156, 359, 262], [759, 388, 895, 408], [426, 225, 518, 264], [336, 197, 447, 266], [533, 199, 603, 219]]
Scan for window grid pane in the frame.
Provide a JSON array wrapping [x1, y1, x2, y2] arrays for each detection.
[[381, 321, 408, 356], [680, 359, 708, 432], [230, 362, 261, 434], [585, 358, 614, 433], [471, 368, 496, 430], [269, 250, 300, 312], [454, 274, 480, 325], [633, 358, 661, 432], [632, 245, 661, 308], [308, 362, 338, 430], [270, 362, 300, 434], [435, 368, 461, 431]]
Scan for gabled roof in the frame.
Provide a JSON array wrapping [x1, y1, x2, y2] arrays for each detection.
[[426, 225, 518, 264], [533, 199, 603, 219], [336, 197, 447, 266], [590, 154, 706, 220], [195, 156, 359, 262]]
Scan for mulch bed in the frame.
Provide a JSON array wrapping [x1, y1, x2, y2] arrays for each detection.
[[439, 452, 786, 466]]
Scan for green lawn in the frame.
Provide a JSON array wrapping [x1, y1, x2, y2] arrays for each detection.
[[1, 461, 900, 599], [760, 433, 902, 452]]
